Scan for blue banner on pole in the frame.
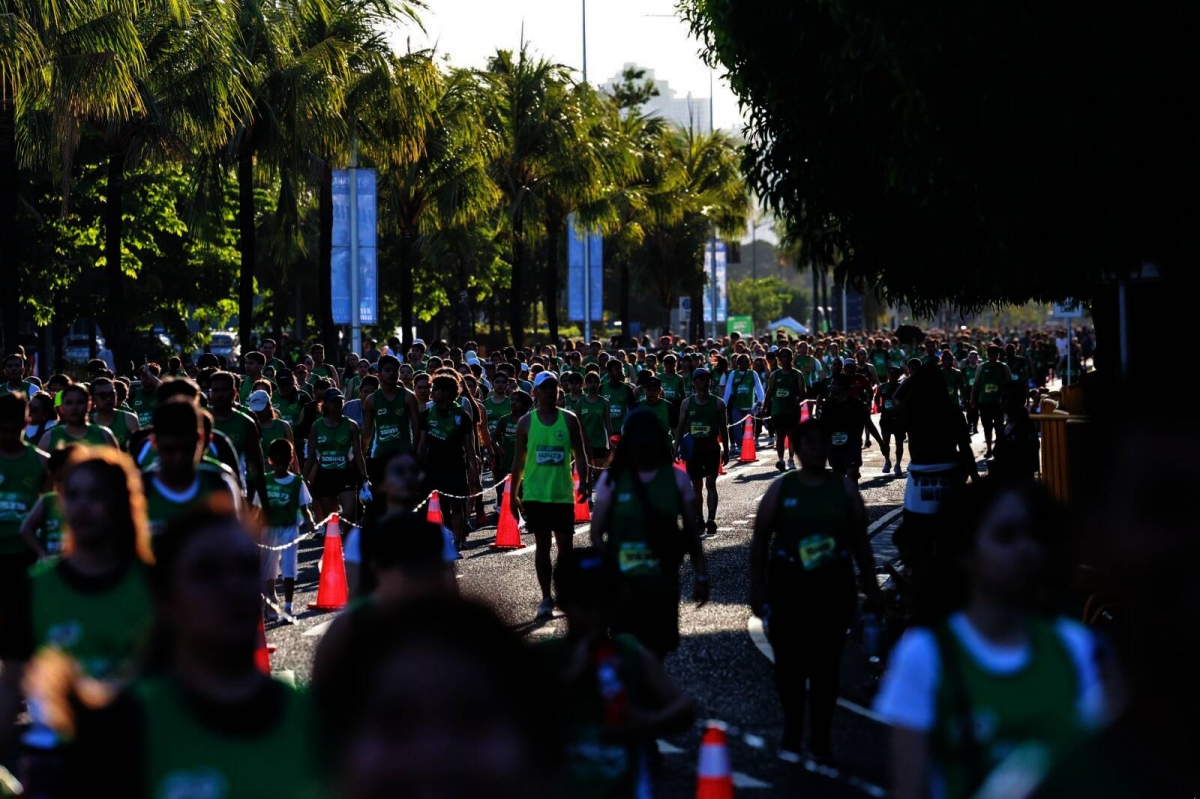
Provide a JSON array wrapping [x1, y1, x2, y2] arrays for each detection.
[[702, 241, 728, 324], [567, 213, 602, 322], [331, 169, 377, 324]]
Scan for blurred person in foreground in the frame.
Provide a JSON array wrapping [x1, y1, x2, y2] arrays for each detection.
[[66, 505, 322, 798], [874, 480, 1106, 799], [315, 596, 561, 799]]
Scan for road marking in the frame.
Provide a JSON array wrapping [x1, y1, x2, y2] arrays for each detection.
[[732, 772, 772, 789], [656, 739, 686, 754], [303, 619, 335, 638], [732, 520, 749, 525], [867, 506, 903, 538], [746, 616, 888, 725]]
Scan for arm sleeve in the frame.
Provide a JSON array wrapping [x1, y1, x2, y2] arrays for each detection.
[[722, 377, 735, 404], [753, 373, 766, 405], [873, 628, 941, 732]]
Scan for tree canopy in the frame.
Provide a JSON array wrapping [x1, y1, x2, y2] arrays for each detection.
[[681, 0, 1198, 316]]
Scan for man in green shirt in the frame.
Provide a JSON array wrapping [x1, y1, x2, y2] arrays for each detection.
[[238, 351, 271, 405], [600, 360, 637, 441], [259, 337, 288, 378], [511, 372, 588, 619], [794, 341, 818, 390], [659, 354, 686, 405], [1, 353, 39, 398], [309, 343, 340, 389], [208, 372, 269, 511], [361, 355, 423, 486], [89, 377, 140, 451], [673, 368, 728, 539], [0, 392, 48, 581], [765, 347, 805, 471], [971, 345, 1013, 459]]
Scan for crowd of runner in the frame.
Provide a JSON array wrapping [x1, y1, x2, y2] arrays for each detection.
[[1, 322, 1180, 799]]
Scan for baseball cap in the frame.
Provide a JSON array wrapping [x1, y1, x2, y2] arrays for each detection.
[[532, 371, 559, 389], [691, 367, 711, 380], [323, 387, 344, 403], [247, 389, 271, 413]]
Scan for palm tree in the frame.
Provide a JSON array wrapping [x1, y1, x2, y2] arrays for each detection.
[[479, 44, 578, 347], [1, 0, 150, 354]]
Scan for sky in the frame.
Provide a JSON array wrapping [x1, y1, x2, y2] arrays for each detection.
[[389, 0, 747, 131]]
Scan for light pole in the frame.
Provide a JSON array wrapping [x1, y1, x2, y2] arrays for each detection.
[[581, 0, 591, 342]]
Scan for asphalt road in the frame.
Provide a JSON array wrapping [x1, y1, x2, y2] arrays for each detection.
[[266, 418, 992, 798]]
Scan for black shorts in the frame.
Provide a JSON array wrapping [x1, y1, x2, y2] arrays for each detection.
[[827, 448, 863, 475], [686, 449, 721, 480], [773, 416, 799, 441], [522, 501, 576, 535], [880, 419, 906, 441], [426, 465, 468, 499], [312, 468, 361, 498], [979, 404, 1003, 430]]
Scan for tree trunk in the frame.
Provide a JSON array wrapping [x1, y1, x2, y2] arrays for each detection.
[[509, 209, 526, 347], [619, 257, 631, 335], [819, 266, 829, 333], [104, 150, 128, 374], [690, 286, 704, 343], [238, 146, 255, 351], [544, 220, 560, 343], [317, 164, 336, 353], [0, 98, 18, 355], [811, 262, 820, 331], [399, 228, 415, 351]]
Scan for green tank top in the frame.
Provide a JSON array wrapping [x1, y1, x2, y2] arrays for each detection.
[[30, 560, 153, 681], [963, 364, 978, 387], [271, 391, 310, 428], [977, 362, 1007, 404], [642, 399, 672, 440], [659, 374, 685, 403], [794, 356, 817, 388], [536, 634, 645, 799], [0, 380, 38, 397], [130, 388, 157, 428], [573, 396, 610, 449], [942, 367, 962, 399], [728, 370, 757, 410], [91, 410, 136, 451], [496, 414, 520, 473], [144, 470, 234, 539], [47, 423, 113, 450], [37, 492, 66, 555], [484, 396, 512, 438], [879, 381, 902, 418], [889, 348, 907, 368], [314, 416, 353, 470], [610, 468, 681, 592], [599, 380, 633, 433], [259, 418, 291, 453], [770, 368, 803, 418], [522, 409, 574, 504], [932, 618, 1083, 799], [370, 387, 415, 457], [684, 395, 722, 451], [213, 411, 259, 470], [132, 676, 321, 799], [0, 443, 45, 554], [1006, 355, 1028, 383], [871, 351, 890, 378], [769, 471, 852, 573], [263, 473, 304, 527]]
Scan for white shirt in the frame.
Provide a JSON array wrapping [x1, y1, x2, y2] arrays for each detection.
[[873, 612, 1106, 733]]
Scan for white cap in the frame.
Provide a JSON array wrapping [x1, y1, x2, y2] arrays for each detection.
[[247, 389, 271, 413], [532, 371, 559, 389]]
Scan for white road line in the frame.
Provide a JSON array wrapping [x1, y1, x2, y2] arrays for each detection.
[[746, 616, 888, 725], [732, 772, 772, 789], [867, 506, 904, 537], [303, 619, 335, 638], [732, 520, 749, 525], [656, 739, 686, 754]]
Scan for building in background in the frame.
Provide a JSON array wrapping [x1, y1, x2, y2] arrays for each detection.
[[603, 63, 713, 133]]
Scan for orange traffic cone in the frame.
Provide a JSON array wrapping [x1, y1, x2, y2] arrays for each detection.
[[426, 491, 444, 526], [491, 476, 525, 549], [674, 458, 688, 474], [573, 474, 591, 523], [800, 401, 811, 423], [308, 514, 348, 611], [718, 455, 726, 476], [738, 416, 757, 462], [255, 612, 272, 675], [696, 721, 734, 799]]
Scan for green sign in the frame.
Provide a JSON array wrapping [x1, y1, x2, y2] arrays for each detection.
[[727, 315, 754, 337]]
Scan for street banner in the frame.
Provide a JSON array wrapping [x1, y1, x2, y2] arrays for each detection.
[[702, 241, 728, 324], [727, 315, 753, 336], [331, 169, 378, 325], [567, 213, 603, 322]]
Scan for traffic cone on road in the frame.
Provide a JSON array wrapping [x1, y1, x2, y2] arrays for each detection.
[[491, 476, 525, 550], [573, 474, 591, 523], [426, 491, 444, 526], [738, 416, 757, 463], [255, 612, 272, 675], [307, 514, 348, 611], [696, 721, 734, 799], [800, 401, 811, 423]]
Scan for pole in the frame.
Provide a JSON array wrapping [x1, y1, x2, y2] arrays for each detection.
[[1066, 323, 1071, 388], [752, 224, 758, 280], [841, 281, 847, 333], [581, 0, 591, 343], [709, 70, 717, 340], [349, 130, 360, 359]]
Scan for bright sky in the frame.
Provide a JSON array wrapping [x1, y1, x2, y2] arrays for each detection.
[[390, 0, 746, 131]]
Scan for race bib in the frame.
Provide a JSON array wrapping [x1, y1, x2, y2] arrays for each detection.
[[618, 542, 661, 574], [798, 534, 837, 571], [985, 383, 998, 394], [776, 389, 790, 398], [884, 400, 894, 410], [689, 423, 711, 437], [831, 432, 849, 446], [535, 445, 566, 465], [609, 405, 623, 417]]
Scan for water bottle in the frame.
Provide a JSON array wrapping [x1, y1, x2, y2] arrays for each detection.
[[862, 612, 884, 664]]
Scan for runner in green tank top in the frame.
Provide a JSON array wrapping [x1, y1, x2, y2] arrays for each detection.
[[599, 360, 637, 440], [488, 390, 531, 513], [659, 354, 686, 404], [750, 420, 882, 761], [38, 385, 118, 451], [18, 491, 66, 559], [130, 363, 162, 427], [961, 351, 981, 435], [89, 377, 140, 451], [511, 372, 589, 619], [672, 369, 728, 539], [64, 513, 322, 799], [0, 393, 48, 561], [483, 373, 512, 441], [304, 389, 367, 528], [971, 346, 1013, 458], [361, 355, 423, 485], [575, 372, 612, 468], [209, 372, 269, 510], [766, 348, 805, 471]]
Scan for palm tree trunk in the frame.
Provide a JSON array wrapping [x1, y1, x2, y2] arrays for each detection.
[[399, 228, 414, 351], [104, 150, 128, 373], [819, 266, 829, 333], [690, 286, 704, 343], [544, 220, 560, 343], [619, 256, 631, 335], [812, 261, 820, 331], [318, 164, 336, 353], [0, 98, 18, 355], [510, 208, 526, 347], [238, 147, 255, 351]]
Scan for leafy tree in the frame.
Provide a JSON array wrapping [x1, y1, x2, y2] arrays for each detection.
[[681, 0, 1195, 317], [609, 66, 659, 115], [729, 276, 791, 333]]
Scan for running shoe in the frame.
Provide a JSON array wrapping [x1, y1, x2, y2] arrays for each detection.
[[536, 597, 555, 620]]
